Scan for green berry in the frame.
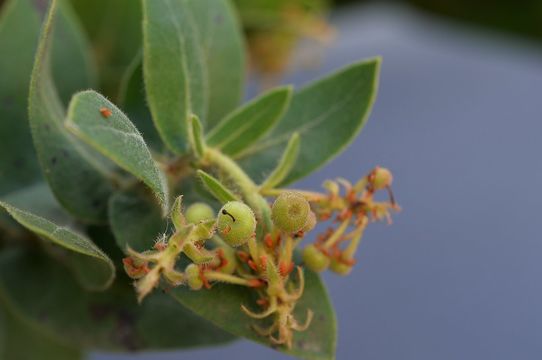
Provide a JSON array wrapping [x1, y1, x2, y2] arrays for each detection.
[[302, 245, 329, 272], [271, 192, 310, 233], [185, 202, 215, 224], [185, 264, 203, 290], [371, 167, 393, 190], [216, 201, 256, 247], [329, 258, 352, 276]]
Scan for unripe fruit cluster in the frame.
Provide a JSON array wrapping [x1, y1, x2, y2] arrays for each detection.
[[185, 202, 215, 224], [370, 167, 393, 190]]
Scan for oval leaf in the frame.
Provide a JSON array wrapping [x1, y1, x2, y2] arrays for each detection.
[[170, 268, 337, 360], [0, 201, 115, 291], [0, 247, 235, 352], [186, 0, 245, 128], [65, 90, 169, 213], [142, 0, 245, 153], [207, 86, 292, 157], [0, 0, 96, 198], [238, 58, 381, 185], [142, 0, 207, 154], [28, 0, 114, 222]]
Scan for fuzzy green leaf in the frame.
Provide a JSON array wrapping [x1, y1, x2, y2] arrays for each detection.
[[170, 268, 337, 360], [0, 201, 115, 291], [260, 132, 300, 190], [28, 0, 115, 223], [0, 292, 81, 360], [142, 0, 244, 154], [117, 54, 163, 150], [0, 0, 96, 198], [238, 58, 381, 185], [0, 247, 235, 352], [207, 86, 292, 157], [186, 0, 245, 128], [65, 90, 169, 213], [197, 170, 239, 204]]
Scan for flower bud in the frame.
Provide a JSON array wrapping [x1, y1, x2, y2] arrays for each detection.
[[370, 167, 393, 190], [271, 192, 310, 233], [329, 258, 352, 276], [216, 201, 256, 247], [185, 264, 203, 290], [185, 202, 215, 224], [302, 245, 329, 272]]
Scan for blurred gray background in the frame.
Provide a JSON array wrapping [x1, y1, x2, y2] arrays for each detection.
[[94, 3, 542, 359]]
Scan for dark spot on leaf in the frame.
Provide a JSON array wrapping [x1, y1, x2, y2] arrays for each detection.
[[214, 14, 223, 24], [115, 309, 141, 351], [50, 156, 57, 165], [297, 340, 306, 349], [61, 149, 70, 158], [43, 124, 51, 132], [318, 314, 325, 322]]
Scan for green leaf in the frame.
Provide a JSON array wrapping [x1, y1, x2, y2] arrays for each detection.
[[28, 0, 115, 223], [197, 170, 239, 204], [65, 90, 169, 213], [108, 189, 166, 252], [0, 182, 68, 237], [0, 201, 115, 291], [117, 54, 163, 150], [260, 132, 300, 190], [170, 267, 337, 360], [0, 291, 81, 360], [186, 0, 245, 128], [207, 86, 292, 157], [188, 114, 206, 159], [142, 0, 245, 153], [142, 0, 206, 154], [0, 0, 96, 198], [238, 58, 381, 185], [0, 247, 235, 352]]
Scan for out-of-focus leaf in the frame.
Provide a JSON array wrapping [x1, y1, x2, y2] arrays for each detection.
[[0, 247, 235, 352], [0, 0, 96, 198], [142, 0, 244, 153], [0, 201, 115, 291], [238, 58, 381, 185], [69, 0, 142, 96], [260, 132, 300, 190], [108, 189, 166, 252], [65, 90, 169, 213], [0, 291, 81, 360], [28, 0, 115, 223], [207, 86, 292, 157], [171, 267, 337, 360]]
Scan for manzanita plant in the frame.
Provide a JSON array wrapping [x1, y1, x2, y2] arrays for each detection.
[[0, 0, 399, 359]]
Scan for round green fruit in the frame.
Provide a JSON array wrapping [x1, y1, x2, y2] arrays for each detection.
[[216, 201, 256, 247], [271, 192, 310, 233], [185, 202, 215, 224]]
